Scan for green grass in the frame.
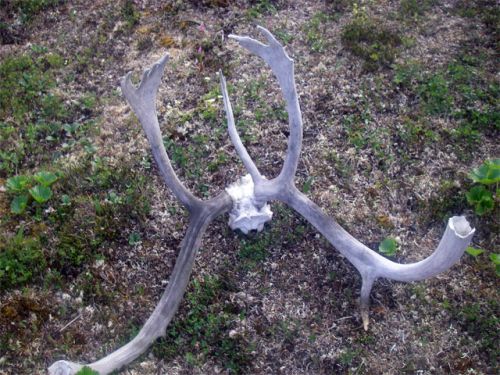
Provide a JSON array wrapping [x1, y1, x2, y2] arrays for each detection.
[[341, 17, 401, 71], [393, 54, 499, 148], [304, 12, 334, 52], [3, 0, 64, 23], [448, 299, 499, 366], [153, 275, 253, 373], [0, 155, 153, 290], [0, 48, 97, 177], [0, 226, 46, 288]]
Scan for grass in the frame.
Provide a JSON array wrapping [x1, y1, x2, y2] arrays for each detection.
[[448, 298, 499, 367], [1, 155, 153, 287], [341, 17, 401, 71], [2, 0, 64, 23], [304, 12, 334, 52], [153, 274, 253, 373], [393, 53, 499, 148], [0, 47, 98, 177], [0, 226, 46, 288]]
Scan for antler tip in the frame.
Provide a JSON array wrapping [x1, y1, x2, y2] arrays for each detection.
[[449, 216, 475, 239]]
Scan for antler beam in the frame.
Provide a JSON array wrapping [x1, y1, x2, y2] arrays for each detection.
[[49, 26, 475, 374], [222, 26, 475, 329], [49, 55, 232, 375]]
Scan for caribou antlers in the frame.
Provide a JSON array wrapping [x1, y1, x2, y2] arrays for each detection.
[[49, 26, 475, 375]]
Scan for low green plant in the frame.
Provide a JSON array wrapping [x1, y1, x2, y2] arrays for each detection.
[[304, 12, 332, 52], [0, 49, 93, 176], [466, 159, 499, 215], [341, 11, 401, 71], [246, 0, 277, 20], [75, 366, 99, 375], [5, 0, 64, 23], [465, 246, 484, 257], [399, 0, 435, 19], [6, 170, 58, 214], [0, 226, 46, 288], [153, 275, 252, 373], [465, 247, 499, 276], [121, 0, 140, 29], [490, 253, 500, 276], [378, 237, 398, 256]]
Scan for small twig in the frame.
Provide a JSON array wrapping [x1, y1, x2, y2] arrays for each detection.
[[59, 314, 82, 333]]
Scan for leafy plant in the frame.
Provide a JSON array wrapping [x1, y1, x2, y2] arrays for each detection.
[[466, 185, 494, 215], [0, 226, 46, 288], [469, 158, 500, 185], [490, 254, 500, 276], [465, 246, 485, 257], [29, 184, 53, 203], [379, 237, 398, 256], [10, 194, 29, 214], [75, 366, 100, 375], [34, 170, 58, 186], [466, 159, 499, 215], [6, 170, 58, 214]]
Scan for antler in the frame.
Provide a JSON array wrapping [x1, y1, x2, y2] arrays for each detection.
[[225, 26, 475, 330], [49, 55, 232, 375], [49, 27, 475, 375]]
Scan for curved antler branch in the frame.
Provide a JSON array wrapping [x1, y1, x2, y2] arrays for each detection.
[[227, 26, 475, 330], [50, 53, 234, 374], [283, 186, 475, 329], [219, 71, 263, 182], [49, 194, 231, 375], [229, 26, 303, 186], [121, 54, 201, 212]]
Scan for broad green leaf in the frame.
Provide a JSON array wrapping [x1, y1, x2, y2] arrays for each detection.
[[469, 159, 500, 185], [10, 194, 29, 214], [75, 366, 100, 375], [379, 237, 398, 256], [29, 185, 53, 203], [34, 171, 58, 186], [465, 247, 484, 257], [5, 175, 30, 193], [466, 185, 492, 205], [490, 253, 500, 265], [474, 195, 494, 215]]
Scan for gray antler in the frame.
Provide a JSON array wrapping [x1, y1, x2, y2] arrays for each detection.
[[225, 26, 475, 329], [49, 27, 475, 374], [49, 55, 232, 375]]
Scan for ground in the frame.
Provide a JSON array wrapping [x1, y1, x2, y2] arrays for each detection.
[[0, 0, 498, 374]]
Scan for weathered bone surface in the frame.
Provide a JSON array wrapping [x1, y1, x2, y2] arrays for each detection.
[[226, 174, 273, 233], [48, 26, 475, 375]]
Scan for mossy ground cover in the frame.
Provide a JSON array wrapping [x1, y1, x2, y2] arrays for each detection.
[[0, 0, 498, 374]]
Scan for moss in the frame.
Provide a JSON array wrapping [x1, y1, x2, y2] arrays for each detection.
[[0, 227, 46, 288], [341, 18, 401, 71], [153, 275, 253, 373]]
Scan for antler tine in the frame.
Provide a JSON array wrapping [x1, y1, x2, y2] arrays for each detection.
[[229, 26, 303, 187], [285, 187, 475, 329], [48, 199, 231, 375], [121, 54, 200, 212], [219, 71, 263, 182]]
